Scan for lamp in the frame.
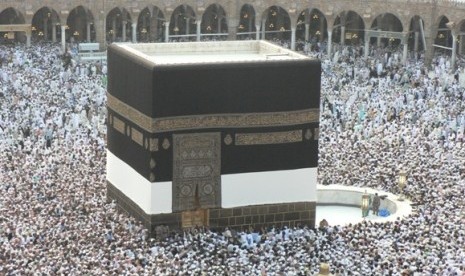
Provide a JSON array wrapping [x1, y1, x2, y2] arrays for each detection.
[[38, 31, 44, 37], [141, 28, 147, 34], [361, 190, 370, 218], [73, 31, 79, 36], [173, 26, 179, 32], [398, 171, 407, 201]]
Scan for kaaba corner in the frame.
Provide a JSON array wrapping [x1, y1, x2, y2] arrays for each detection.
[[106, 40, 321, 233]]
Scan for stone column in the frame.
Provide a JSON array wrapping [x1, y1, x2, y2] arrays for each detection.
[[327, 31, 332, 58], [414, 31, 419, 55], [52, 24, 57, 42], [460, 35, 464, 55], [424, 36, 434, 68], [26, 31, 31, 47], [43, 18, 49, 40], [228, 18, 238, 41], [164, 22, 169, 42], [196, 20, 201, 41], [255, 24, 260, 40], [94, 18, 106, 50], [364, 34, 370, 59], [87, 22, 91, 42], [61, 25, 66, 51], [451, 33, 457, 72], [304, 23, 310, 41], [132, 22, 137, 43], [261, 20, 266, 40], [186, 18, 190, 35], [122, 21, 127, 42], [403, 41, 408, 65], [340, 25, 345, 45], [291, 27, 296, 50]]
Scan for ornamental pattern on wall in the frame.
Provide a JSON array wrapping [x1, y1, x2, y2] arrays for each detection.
[[235, 130, 303, 146], [107, 92, 319, 133], [172, 132, 221, 212]]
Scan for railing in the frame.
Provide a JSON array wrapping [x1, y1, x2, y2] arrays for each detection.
[[78, 51, 107, 61]]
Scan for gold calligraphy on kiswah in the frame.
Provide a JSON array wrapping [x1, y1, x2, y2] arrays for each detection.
[[107, 92, 319, 133]]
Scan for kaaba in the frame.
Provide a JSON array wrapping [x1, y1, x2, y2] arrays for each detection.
[[106, 41, 320, 233]]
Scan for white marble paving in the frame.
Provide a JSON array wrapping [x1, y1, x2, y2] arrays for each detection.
[[316, 184, 413, 224], [315, 205, 392, 226]]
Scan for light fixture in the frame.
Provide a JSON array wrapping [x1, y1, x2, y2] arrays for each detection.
[[73, 31, 79, 36], [32, 26, 37, 31], [315, 30, 321, 36], [352, 33, 358, 39], [313, 14, 319, 20], [238, 24, 244, 30], [173, 26, 179, 32], [206, 26, 212, 31], [279, 26, 285, 31], [271, 11, 277, 16], [361, 190, 370, 217], [243, 13, 248, 19], [47, 12, 51, 18], [141, 28, 147, 34], [38, 31, 44, 36], [269, 23, 274, 28], [438, 33, 445, 39], [398, 171, 407, 201]]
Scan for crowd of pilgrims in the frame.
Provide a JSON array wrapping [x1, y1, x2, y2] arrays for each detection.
[[0, 38, 464, 275]]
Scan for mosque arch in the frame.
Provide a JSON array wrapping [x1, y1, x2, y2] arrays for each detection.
[[333, 10, 365, 45], [137, 6, 165, 42], [0, 7, 26, 42], [262, 5, 291, 41], [0, 7, 25, 25], [106, 7, 132, 43], [237, 4, 256, 40], [31, 7, 61, 41], [434, 16, 452, 49], [169, 5, 196, 41], [296, 8, 327, 45], [370, 13, 403, 47], [407, 15, 425, 54], [66, 6, 95, 43], [201, 4, 227, 40]]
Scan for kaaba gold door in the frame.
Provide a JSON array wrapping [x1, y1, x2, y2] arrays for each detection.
[[172, 132, 221, 212]]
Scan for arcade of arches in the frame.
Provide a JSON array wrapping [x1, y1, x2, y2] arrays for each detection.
[[1, 0, 465, 66]]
